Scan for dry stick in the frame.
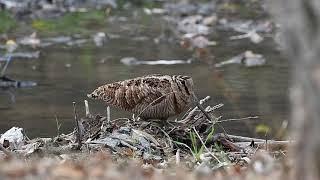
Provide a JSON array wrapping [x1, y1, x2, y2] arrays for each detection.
[[174, 141, 195, 157], [192, 127, 222, 163], [226, 134, 265, 142], [216, 116, 259, 123], [195, 101, 217, 127], [73, 102, 82, 149], [181, 96, 217, 121], [176, 149, 180, 165], [213, 103, 224, 109], [55, 115, 61, 137], [192, 95, 229, 136], [107, 106, 111, 123], [212, 116, 258, 137], [180, 107, 195, 121], [234, 140, 292, 148], [22, 129, 31, 141], [153, 125, 173, 149], [111, 117, 131, 123], [265, 131, 268, 151], [179, 96, 211, 123], [193, 95, 214, 123], [193, 95, 225, 131], [84, 100, 90, 117]]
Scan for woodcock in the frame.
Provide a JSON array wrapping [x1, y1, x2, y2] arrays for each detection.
[[87, 74, 195, 120]]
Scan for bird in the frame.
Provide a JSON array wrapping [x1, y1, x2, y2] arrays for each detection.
[[87, 74, 196, 120]]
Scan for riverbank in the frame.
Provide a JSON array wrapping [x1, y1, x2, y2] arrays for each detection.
[[0, 99, 290, 179]]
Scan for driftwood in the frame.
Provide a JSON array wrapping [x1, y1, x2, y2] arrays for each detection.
[[210, 133, 243, 151], [0, 51, 40, 60], [235, 140, 291, 151], [226, 134, 265, 142], [38, 143, 94, 155], [0, 76, 37, 88], [210, 133, 291, 152]]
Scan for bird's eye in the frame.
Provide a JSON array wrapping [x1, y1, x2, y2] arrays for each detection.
[[88, 93, 98, 99]]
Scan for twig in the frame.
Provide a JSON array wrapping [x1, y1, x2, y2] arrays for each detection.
[[73, 102, 82, 150], [107, 106, 111, 123], [180, 97, 216, 121], [132, 129, 160, 146], [180, 107, 194, 120], [226, 134, 266, 142], [179, 96, 211, 123], [199, 96, 211, 104], [196, 103, 214, 122], [176, 149, 180, 165], [55, 115, 61, 137], [110, 117, 131, 123], [234, 140, 291, 150], [84, 100, 90, 117], [192, 127, 221, 163], [173, 141, 195, 157], [216, 116, 259, 123], [39, 144, 75, 155], [22, 129, 31, 141], [265, 131, 268, 151], [192, 94, 214, 123], [211, 103, 224, 110], [153, 125, 173, 149]]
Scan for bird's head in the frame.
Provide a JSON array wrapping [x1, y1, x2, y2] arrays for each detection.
[[184, 76, 194, 90], [180, 76, 194, 92], [174, 75, 194, 97]]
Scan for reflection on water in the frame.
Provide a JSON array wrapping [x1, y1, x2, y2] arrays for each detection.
[[0, 14, 289, 138]]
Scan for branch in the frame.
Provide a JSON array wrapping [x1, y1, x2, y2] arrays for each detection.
[[73, 102, 82, 150]]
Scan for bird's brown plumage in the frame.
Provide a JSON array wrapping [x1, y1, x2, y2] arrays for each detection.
[[87, 74, 195, 120]]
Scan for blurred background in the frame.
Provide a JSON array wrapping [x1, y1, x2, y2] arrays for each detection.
[[0, 0, 288, 138]]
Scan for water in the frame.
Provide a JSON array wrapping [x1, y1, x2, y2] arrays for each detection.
[[0, 12, 289, 139]]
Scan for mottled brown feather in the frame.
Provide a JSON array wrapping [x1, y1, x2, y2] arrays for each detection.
[[87, 74, 195, 120]]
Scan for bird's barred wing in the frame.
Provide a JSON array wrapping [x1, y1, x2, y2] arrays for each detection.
[[90, 77, 172, 111], [122, 83, 167, 110]]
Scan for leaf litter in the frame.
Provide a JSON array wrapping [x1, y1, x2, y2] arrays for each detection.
[[0, 97, 291, 179]]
